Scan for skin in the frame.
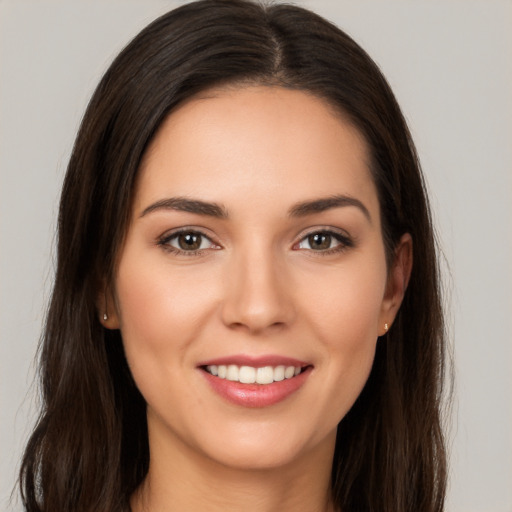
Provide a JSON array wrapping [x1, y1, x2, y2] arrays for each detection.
[[101, 86, 412, 512]]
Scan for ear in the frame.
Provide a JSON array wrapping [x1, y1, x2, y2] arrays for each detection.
[[97, 284, 121, 330], [378, 233, 413, 336]]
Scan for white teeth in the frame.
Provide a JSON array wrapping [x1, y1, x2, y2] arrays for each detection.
[[206, 364, 303, 384], [284, 366, 295, 379], [256, 366, 274, 385], [239, 366, 256, 384], [273, 365, 285, 381], [226, 365, 239, 381]]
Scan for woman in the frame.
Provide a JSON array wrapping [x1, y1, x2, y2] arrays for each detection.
[[19, 0, 448, 511]]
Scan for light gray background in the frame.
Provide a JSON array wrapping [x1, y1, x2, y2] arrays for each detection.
[[1, 1, 511, 511]]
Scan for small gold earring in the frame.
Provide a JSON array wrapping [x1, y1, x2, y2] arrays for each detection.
[[384, 323, 389, 332]]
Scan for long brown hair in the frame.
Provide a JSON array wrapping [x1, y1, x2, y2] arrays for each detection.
[[20, 1, 449, 510]]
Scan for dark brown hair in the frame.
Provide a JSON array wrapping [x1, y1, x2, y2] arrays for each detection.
[[20, 1, 449, 511]]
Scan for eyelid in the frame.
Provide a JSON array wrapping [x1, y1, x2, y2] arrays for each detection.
[[293, 226, 354, 252], [157, 226, 221, 254], [295, 226, 352, 243]]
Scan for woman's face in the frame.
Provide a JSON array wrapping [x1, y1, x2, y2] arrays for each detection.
[[106, 86, 408, 471]]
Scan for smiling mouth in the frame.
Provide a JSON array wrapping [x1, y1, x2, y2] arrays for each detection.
[[203, 364, 308, 385]]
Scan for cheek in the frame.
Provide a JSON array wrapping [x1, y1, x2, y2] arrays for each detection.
[[115, 266, 174, 349], [317, 277, 381, 376], [113, 250, 231, 411], [115, 257, 216, 346], [298, 255, 387, 415], [302, 256, 387, 343], [113, 260, 214, 413]]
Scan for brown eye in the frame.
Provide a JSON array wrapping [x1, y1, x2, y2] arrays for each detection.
[[177, 232, 203, 251], [307, 233, 332, 250], [160, 230, 217, 253], [296, 230, 352, 253]]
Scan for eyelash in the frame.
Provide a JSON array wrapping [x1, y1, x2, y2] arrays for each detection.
[[294, 229, 354, 256], [157, 228, 354, 256], [157, 228, 219, 256]]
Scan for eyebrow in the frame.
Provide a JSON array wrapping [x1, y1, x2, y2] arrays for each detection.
[[288, 194, 371, 223], [140, 197, 228, 218], [140, 194, 371, 222]]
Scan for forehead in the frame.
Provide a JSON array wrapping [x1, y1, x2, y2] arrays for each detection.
[[135, 86, 378, 220]]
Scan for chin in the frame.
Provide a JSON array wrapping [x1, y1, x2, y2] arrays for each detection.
[[191, 419, 336, 472]]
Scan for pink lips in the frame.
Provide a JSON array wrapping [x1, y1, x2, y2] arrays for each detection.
[[197, 355, 312, 408]]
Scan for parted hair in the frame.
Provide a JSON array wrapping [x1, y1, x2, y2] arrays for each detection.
[[20, 1, 449, 511]]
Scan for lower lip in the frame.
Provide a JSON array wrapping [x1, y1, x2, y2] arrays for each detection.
[[201, 367, 311, 408]]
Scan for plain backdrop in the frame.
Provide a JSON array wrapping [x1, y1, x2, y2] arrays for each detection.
[[1, 1, 511, 511]]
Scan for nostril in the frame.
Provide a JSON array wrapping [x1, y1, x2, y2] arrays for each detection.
[[226, 319, 288, 334]]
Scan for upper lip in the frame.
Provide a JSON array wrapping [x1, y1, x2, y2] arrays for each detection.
[[197, 354, 310, 368]]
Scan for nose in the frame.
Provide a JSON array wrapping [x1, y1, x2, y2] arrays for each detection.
[[220, 246, 295, 334]]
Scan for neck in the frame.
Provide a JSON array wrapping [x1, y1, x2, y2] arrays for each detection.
[[131, 423, 337, 512]]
